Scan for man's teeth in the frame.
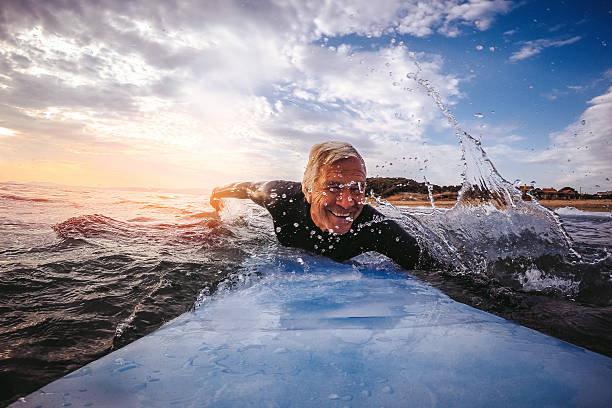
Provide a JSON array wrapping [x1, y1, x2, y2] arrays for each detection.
[[330, 210, 350, 217]]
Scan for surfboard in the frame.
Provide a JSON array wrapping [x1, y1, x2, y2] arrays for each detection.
[[11, 255, 612, 407]]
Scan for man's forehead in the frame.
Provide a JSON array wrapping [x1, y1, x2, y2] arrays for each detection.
[[318, 159, 366, 182]]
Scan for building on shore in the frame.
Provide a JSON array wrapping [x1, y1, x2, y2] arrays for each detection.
[[596, 191, 612, 198], [519, 186, 582, 200], [557, 187, 579, 199]]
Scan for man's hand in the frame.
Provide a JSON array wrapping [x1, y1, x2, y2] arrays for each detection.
[[210, 187, 224, 212], [208, 182, 266, 212]]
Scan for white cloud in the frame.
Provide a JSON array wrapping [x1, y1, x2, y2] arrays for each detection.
[[509, 36, 582, 62], [0, 126, 18, 137], [540, 86, 612, 189], [483, 84, 612, 191], [268, 0, 512, 39], [0, 0, 510, 187], [394, 0, 513, 37], [468, 121, 525, 143]]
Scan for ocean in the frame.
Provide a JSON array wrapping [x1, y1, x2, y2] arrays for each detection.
[[1, 181, 611, 406]]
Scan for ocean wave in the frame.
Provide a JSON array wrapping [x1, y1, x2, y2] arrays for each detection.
[[0, 193, 55, 203], [53, 214, 134, 240], [140, 203, 192, 214], [127, 216, 157, 222], [518, 267, 579, 294], [555, 206, 612, 217], [52, 213, 237, 248]]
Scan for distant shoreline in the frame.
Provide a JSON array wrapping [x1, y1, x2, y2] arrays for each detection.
[[380, 197, 612, 212]]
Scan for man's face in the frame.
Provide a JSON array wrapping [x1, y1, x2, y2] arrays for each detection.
[[306, 157, 366, 235]]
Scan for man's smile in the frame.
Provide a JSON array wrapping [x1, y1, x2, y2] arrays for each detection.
[[329, 209, 352, 218]]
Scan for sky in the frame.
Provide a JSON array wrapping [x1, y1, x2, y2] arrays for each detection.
[[0, 0, 610, 192]]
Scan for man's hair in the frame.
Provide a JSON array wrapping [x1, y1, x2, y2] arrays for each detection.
[[302, 141, 366, 196]]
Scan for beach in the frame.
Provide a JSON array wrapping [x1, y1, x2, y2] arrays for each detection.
[[381, 193, 612, 212]]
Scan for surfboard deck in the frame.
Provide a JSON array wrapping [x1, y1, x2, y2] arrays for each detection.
[[12, 258, 612, 407]]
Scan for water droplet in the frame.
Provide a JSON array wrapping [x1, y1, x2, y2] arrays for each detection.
[[476, 45, 484, 50], [276, 227, 281, 232], [361, 390, 371, 397], [293, 222, 299, 227], [581, 119, 586, 125], [328, 394, 340, 400], [602, 41, 607, 47], [392, 82, 399, 86], [390, 38, 396, 44], [270, 193, 278, 198], [474, 112, 484, 118], [382, 385, 393, 393], [489, 46, 495, 51]]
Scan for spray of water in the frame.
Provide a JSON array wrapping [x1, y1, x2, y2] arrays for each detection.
[[368, 56, 594, 295]]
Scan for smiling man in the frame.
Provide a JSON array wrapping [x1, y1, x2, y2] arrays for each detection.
[[210, 141, 423, 269]]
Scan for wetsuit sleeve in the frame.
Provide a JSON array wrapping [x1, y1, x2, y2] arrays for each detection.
[[210, 181, 287, 209], [372, 219, 422, 270], [256, 181, 303, 212]]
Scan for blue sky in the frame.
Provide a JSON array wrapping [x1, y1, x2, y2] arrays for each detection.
[[0, 0, 610, 192]]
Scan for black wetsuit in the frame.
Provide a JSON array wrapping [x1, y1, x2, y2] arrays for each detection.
[[253, 181, 422, 270]]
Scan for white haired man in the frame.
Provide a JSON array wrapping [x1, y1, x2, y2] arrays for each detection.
[[209, 141, 423, 269]]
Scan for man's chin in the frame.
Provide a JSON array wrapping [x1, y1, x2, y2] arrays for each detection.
[[332, 226, 351, 235], [328, 217, 353, 234]]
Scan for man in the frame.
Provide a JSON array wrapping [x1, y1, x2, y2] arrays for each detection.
[[210, 141, 423, 269]]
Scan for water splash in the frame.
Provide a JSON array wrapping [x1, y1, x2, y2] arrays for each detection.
[[383, 58, 590, 292]]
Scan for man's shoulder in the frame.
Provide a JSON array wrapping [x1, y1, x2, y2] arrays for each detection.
[[260, 181, 305, 210], [263, 181, 303, 197], [356, 203, 385, 222]]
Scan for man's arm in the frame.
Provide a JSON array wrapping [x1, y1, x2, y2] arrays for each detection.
[[373, 219, 442, 270], [373, 219, 422, 270], [210, 181, 269, 211]]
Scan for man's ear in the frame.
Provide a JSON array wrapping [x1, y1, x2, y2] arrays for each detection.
[[305, 190, 312, 204]]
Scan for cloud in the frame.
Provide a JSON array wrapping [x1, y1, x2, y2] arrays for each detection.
[[509, 36, 582, 62], [391, 0, 513, 37], [0, 0, 511, 187], [538, 85, 612, 189], [483, 84, 612, 191], [467, 121, 525, 143]]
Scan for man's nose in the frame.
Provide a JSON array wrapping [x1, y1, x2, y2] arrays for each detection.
[[336, 190, 354, 208]]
